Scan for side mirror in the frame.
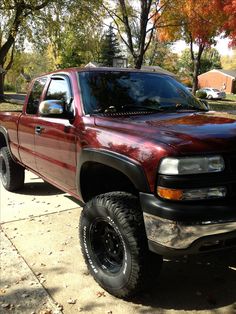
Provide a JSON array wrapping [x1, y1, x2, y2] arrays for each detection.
[[39, 100, 65, 117], [199, 99, 210, 110]]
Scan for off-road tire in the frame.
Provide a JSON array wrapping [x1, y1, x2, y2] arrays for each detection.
[[79, 192, 163, 298], [0, 147, 25, 191]]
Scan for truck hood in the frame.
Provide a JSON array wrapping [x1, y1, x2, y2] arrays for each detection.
[[94, 111, 236, 154]]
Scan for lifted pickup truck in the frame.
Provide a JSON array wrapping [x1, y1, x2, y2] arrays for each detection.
[[0, 68, 236, 298]]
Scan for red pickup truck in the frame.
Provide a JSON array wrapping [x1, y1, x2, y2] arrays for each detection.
[[0, 68, 236, 298]]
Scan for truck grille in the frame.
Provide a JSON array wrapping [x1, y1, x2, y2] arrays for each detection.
[[228, 154, 236, 173], [225, 152, 236, 199]]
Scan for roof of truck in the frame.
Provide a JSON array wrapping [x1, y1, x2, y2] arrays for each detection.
[[36, 66, 174, 78]]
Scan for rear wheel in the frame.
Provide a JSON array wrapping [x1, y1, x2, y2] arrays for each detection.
[[79, 192, 163, 298], [0, 147, 25, 191]]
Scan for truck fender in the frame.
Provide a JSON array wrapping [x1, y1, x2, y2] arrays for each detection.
[[76, 148, 150, 200], [0, 126, 14, 160]]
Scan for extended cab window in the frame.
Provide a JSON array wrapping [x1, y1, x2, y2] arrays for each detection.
[[26, 77, 47, 114], [45, 78, 71, 105]]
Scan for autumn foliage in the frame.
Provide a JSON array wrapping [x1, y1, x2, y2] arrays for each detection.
[[155, 0, 233, 93], [223, 0, 236, 46], [157, 0, 225, 45]]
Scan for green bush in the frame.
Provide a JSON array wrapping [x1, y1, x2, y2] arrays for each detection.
[[196, 90, 207, 99], [4, 83, 15, 92]]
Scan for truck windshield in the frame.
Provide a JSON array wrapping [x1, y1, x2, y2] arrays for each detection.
[[78, 71, 206, 115]]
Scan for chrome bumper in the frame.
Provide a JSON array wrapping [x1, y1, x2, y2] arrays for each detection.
[[143, 212, 236, 250]]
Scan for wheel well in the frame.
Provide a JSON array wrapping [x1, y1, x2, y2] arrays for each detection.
[[80, 162, 138, 202], [0, 132, 7, 149]]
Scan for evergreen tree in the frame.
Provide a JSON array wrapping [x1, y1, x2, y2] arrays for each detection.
[[100, 25, 123, 67]]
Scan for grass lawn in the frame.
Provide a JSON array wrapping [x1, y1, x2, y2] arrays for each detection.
[[204, 94, 236, 112], [0, 102, 23, 111], [225, 94, 236, 101]]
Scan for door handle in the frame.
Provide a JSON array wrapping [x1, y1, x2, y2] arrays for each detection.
[[35, 126, 44, 134]]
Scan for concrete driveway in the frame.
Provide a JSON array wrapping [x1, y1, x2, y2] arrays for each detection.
[[1, 171, 236, 314]]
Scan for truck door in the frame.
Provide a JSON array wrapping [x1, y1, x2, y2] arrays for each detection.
[[18, 77, 47, 171], [34, 75, 77, 192]]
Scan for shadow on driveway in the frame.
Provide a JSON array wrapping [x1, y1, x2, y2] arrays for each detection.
[[15, 181, 64, 196], [133, 250, 236, 312]]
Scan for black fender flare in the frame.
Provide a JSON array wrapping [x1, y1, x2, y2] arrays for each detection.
[[0, 126, 15, 160], [76, 148, 150, 201]]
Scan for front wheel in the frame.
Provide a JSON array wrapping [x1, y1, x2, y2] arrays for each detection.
[[0, 147, 25, 191], [79, 192, 162, 298]]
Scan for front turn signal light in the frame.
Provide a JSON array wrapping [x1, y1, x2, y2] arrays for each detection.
[[157, 186, 227, 201], [157, 187, 183, 201]]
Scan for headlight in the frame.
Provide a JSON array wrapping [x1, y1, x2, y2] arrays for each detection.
[[159, 156, 225, 175]]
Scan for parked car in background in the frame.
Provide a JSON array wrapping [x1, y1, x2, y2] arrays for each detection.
[[197, 87, 226, 100]]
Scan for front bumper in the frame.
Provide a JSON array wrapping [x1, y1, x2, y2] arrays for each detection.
[[140, 193, 236, 256]]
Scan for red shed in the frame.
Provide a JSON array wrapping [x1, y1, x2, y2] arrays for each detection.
[[198, 69, 236, 94]]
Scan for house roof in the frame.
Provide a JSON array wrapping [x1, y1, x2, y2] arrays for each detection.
[[216, 69, 236, 78], [199, 69, 236, 78]]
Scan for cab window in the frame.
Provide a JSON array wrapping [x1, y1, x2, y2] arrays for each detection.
[[45, 78, 71, 105], [26, 77, 47, 114]]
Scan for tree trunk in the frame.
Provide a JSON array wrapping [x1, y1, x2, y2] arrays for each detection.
[[134, 50, 146, 69], [191, 43, 205, 95], [192, 58, 200, 94], [0, 72, 5, 101]]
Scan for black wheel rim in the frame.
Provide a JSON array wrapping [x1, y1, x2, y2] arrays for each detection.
[[0, 156, 7, 185], [90, 219, 124, 274]]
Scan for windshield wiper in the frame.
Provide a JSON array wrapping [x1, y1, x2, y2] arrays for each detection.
[[121, 104, 163, 113], [160, 103, 208, 112]]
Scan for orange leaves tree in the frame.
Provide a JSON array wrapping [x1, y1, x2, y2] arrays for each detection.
[[223, 0, 236, 46], [158, 0, 226, 93]]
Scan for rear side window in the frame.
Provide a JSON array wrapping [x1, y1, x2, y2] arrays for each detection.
[[26, 77, 47, 114], [45, 78, 71, 105]]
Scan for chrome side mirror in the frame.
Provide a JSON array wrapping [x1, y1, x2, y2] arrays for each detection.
[[39, 100, 65, 116]]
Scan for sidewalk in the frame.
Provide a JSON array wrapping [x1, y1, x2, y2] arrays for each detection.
[[0, 230, 62, 314], [1, 172, 236, 314]]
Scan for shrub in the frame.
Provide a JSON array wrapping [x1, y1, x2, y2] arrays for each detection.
[[4, 83, 15, 92], [196, 90, 207, 99]]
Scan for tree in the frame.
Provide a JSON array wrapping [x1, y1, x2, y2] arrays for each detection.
[[158, 0, 226, 93], [144, 41, 179, 73], [0, 0, 53, 99], [100, 25, 123, 66], [32, 0, 104, 69], [223, 0, 236, 46], [103, 1, 169, 69], [200, 48, 222, 73], [178, 47, 222, 83], [221, 49, 236, 69], [5, 50, 54, 92]]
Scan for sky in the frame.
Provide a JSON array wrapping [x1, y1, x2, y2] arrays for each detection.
[[172, 37, 234, 56]]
